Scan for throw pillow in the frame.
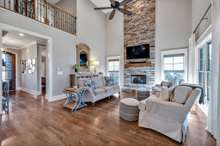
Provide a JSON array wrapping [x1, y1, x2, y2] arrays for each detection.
[[173, 86, 193, 104], [104, 77, 114, 86], [93, 77, 104, 88], [78, 79, 87, 87], [160, 87, 172, 101], [84, 80, 96, 92], [90, 80, 96, 91]]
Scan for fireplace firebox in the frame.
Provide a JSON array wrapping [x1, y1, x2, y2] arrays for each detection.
[[131, 75, 147, 84]]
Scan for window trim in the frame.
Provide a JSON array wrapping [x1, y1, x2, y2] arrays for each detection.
[[107, 56, 120, 71], [161, 48, 188, 83]]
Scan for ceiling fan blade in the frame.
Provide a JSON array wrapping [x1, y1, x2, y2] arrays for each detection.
[[109, 10, 116, 20], [120, 0, 133, 6], [118, 8, 132, 15], [94, 7, 113, 10]]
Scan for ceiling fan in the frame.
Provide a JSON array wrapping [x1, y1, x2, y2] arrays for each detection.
[[94, 0, 133, 20]]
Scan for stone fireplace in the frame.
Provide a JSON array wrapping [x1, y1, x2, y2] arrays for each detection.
[[124, 67, 155, 89], [123, 0, 155, 90]]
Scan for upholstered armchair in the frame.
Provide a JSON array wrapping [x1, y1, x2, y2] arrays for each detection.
[[139, 85, 202, 143]]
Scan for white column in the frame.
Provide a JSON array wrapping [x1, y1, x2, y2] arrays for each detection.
[[216, 0, 220, 144], [188, 34, 196, 83], [208, 0, 220, 145], [0, 26, 2, 115]]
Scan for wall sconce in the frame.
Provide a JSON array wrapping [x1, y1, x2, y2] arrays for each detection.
[[90, 59, 100, 74], [32, 59, 36, 65]]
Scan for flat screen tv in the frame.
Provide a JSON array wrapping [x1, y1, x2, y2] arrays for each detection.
[[126, 44, 150, 60]]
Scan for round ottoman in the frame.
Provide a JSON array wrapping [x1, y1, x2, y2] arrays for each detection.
[[120, 98, 139, 121]]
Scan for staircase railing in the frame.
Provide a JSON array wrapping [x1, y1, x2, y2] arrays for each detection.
[[0, 0, 76, 35]]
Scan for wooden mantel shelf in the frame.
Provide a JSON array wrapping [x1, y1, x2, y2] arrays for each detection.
[[125, 61, 154, 68]]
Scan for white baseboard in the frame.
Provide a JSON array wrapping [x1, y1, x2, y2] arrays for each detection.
[[16, 87, 22, 90], [18, 87, 41, 98], [48, 94, 66, 102]]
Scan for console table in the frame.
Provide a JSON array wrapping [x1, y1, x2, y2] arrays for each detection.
[[64, 87, 88, 112]]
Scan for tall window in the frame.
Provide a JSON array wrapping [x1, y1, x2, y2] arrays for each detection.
[[161, 49, 187, 86], [107, 57, 120, 85]]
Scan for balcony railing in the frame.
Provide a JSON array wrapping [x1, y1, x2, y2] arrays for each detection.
[[0, 0, 76, 35]]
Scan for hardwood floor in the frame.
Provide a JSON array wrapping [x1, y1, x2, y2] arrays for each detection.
[[0, 91, 216, 146]]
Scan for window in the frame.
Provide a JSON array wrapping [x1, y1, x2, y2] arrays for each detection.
[[161, 49, 187, 86], [107, 57, 120, 85]]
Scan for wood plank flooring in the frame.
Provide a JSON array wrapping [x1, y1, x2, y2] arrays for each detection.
[[0, 91, 216, 146]]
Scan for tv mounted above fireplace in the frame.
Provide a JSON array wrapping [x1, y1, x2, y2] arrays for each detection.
[[126, 44, 150, 60]]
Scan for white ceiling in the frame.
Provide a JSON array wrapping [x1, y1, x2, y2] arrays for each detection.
[[2, 31, 44, 49], [48, 0, 61, 4], [90, 0, 123, 13]]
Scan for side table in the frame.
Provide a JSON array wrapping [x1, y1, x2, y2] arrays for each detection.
[[64, 87, 87, 112]]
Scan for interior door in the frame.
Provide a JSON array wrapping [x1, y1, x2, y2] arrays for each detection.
[[2, 52, 16, 91], [198, 42, 212, 114]]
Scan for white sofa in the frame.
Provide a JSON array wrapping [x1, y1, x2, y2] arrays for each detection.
[[78, 76, 120, 103], [139, 85, 201, 143]]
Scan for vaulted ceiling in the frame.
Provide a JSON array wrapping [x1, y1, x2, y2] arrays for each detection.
[[48, 0, 61, 4]]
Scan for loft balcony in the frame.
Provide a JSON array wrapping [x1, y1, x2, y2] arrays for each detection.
[[0, 0, 76, 35]]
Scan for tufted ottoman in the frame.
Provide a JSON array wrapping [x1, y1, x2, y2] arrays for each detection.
[[119, 98, 140, 121]]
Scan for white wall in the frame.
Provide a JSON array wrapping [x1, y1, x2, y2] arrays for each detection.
[[192, 0, 211, 31], [20, 42, 39, 94], [106, 12, 124, 56], [0, 0, 108, 99], [0, 8, 77, 98], [106, 12, 124, 84], [155, 0, 192, 82], [77, 0, 107, 74]]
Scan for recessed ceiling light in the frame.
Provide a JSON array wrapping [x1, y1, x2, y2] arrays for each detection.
[[18, 33, 25, 37]]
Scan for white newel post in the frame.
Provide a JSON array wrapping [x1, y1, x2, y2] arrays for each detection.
[[208, 0, 220, 146]]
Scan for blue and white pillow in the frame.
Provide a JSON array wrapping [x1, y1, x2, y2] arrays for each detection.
[[90, 80, 96, 91], [104, 77, 114, 86], [84, 80, 96, 91]]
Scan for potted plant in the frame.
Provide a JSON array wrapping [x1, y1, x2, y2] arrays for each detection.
[[74, 64, 80, 73]]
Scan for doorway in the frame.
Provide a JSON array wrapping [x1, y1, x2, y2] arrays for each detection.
[[2, 51, 16, 92], [197, 42, 212, 115]]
